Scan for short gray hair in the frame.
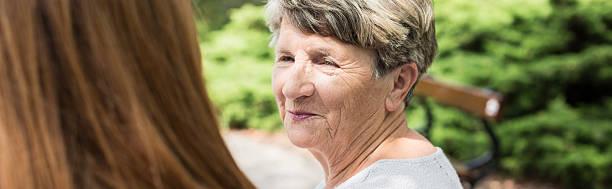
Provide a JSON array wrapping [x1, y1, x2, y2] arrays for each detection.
[[265, 0, 437, 78]]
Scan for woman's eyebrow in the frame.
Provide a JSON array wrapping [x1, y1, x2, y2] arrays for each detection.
[[307, 47, 334, 57], [276, 49, 293, 55]]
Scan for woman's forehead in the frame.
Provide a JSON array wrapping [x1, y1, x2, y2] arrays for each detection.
[[276, 21, 337, 48], [276, 22, 373, 58]]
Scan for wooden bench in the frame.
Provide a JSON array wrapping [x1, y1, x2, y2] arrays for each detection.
[[413, 76, 503, 188]]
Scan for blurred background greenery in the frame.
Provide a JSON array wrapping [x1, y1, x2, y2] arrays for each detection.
[[194, 0, 611, 188]]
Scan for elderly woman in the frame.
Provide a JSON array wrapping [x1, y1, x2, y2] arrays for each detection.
[[266, 0, 462, 188]]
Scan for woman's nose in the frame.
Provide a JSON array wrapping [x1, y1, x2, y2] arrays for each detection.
[[281, 60, 315, 100]]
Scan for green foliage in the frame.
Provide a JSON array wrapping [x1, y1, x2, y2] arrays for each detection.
[[193, 0, 264, 30], [202, 4, 279, 131], [201, 0, 612, 187], [498, 98, 612, 188], [429, 0, 612, 188]]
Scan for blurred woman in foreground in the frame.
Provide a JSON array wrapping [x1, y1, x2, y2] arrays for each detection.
[[0, 0, 253, 188]]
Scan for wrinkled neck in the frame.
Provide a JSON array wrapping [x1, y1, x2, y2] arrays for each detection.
[[309, 109, 408, 188]]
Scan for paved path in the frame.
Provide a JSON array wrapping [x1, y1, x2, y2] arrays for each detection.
[[224, 131, 323, 189]]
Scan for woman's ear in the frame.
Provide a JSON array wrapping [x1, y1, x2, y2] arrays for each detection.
[[385, 63, 419, 112]]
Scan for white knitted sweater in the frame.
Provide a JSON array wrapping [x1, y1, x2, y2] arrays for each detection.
[[314, 148, 462, 189]]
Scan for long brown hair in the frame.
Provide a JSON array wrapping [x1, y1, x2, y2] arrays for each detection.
[[0, 0, 254, 188]]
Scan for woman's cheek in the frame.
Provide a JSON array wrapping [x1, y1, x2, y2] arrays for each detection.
[[271, 69, 287, 116], [315, 76, 349, 111], [272, 68, 286, 94]]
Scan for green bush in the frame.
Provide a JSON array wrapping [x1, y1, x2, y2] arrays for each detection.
[[200, 0, 612, 188], [202, 4, 280, 131], [429, 0, 612, 188]]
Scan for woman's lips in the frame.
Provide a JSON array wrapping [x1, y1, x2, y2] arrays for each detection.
[[287, 111, 317, 121]]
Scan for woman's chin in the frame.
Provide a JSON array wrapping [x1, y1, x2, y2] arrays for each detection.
[[284, 125, 322, 148]]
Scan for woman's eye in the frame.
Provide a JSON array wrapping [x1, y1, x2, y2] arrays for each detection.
[[277, 56, 294, 63], [321, 59, 340, 68]]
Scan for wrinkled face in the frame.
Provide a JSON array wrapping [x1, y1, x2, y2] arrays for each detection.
[[272, 20, 394, 148]]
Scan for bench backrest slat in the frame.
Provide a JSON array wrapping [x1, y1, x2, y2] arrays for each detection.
[[414, 77, 503, 121]]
